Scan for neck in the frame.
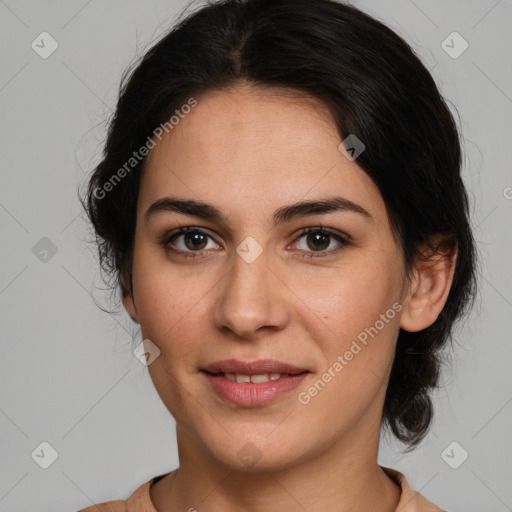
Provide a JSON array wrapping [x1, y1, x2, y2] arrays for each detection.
[[150, 424, 401, 512]]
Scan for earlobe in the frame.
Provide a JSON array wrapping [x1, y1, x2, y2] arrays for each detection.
[[400, 238, 458, 333]]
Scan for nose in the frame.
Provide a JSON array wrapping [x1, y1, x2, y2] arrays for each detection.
[[212, 244, 291, 340]]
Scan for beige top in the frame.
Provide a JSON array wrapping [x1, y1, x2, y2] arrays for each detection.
[[78, 466, 447, 512]]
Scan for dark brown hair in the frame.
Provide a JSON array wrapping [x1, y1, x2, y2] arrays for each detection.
[[79, 0, 478, 451]]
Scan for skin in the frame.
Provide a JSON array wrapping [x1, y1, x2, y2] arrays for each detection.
[[122, 82, 457, 512]]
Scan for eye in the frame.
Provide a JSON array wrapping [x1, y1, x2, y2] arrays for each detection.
[[292, 227, 351, 258], [159, 226, 351, 260], [160, 227, 220, 258]]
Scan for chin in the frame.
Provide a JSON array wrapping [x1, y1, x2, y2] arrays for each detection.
[[200, 427, 312, 473]]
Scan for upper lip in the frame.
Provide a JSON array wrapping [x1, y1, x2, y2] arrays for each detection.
[[201, 359, 308, 375]]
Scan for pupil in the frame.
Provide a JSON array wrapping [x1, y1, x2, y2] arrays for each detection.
[[308, 233, 328, 251], [186, 233, 207, 250]]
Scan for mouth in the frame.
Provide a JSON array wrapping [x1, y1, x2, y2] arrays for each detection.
[[200, 359, 310, 407], [201, 370, 309, 383]]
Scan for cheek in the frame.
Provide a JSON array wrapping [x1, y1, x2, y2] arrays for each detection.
[[302, 252, 400, 336], [132, 245, 215, 339], [131, 253, 211, 419], [302, 253, 402, 398], [297, 261, 400, 428]]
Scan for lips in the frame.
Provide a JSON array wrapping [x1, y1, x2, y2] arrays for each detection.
[[201, 359, 310, 407]]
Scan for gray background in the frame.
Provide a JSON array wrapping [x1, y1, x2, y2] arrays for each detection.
[[0, 0, 510, 510]]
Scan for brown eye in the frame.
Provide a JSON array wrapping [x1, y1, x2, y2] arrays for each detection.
[[293, 227, 351, 257], [161, 227, 220, 258], [182, 232, 208, 250], [305, 232, 330, 251]]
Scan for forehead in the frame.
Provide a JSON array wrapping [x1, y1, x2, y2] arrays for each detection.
[[140, 84, 385, 225], [150, 84, 338, 162]]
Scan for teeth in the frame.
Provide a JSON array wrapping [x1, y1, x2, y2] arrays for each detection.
[[223, 372, 283, 383], [250, 373, 270, 383]]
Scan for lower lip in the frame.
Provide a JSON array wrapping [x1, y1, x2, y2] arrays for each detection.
[[202, 371, 309, 407]]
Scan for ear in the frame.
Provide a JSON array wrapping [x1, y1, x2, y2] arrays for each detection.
[[120, 270, 140, 324], [400, 236, 458, 332]]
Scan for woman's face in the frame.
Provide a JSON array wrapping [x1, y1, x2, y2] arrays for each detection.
[[124, 83, 412, 471]]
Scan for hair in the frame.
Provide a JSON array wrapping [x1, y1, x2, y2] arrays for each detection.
[[79, 0, 478, 451]]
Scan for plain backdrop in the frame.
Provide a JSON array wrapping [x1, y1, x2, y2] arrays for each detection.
[[0, 1, 511, 511]]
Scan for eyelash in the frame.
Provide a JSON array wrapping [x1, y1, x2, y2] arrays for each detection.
[[159, 226, 351, 259]]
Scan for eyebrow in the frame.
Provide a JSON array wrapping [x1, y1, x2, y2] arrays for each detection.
[[144, 196, 373, 226]]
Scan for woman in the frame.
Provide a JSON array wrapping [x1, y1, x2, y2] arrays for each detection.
[[78, 0, 477, 510]]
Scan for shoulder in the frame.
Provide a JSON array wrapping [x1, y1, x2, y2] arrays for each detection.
[[76, 476, 158, 512], [78, 499, 127, 512], [381, 465, 445, 512]]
